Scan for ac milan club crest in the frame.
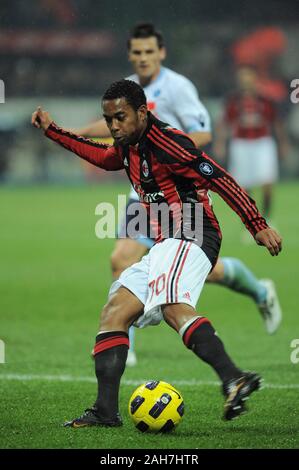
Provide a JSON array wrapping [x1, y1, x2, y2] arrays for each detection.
[[142, 159, 149, 177]]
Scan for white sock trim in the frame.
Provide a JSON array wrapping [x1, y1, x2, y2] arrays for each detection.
[[96, 330, 116, 336], [179, 316, 202, 338]]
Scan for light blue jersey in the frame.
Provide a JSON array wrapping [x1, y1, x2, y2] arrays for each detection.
[[128, 66, 210, 133]]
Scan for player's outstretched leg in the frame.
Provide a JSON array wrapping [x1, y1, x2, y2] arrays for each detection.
[[163, 304, 262, 421], [179, 315, 263, 420], [180, 317, 261, 420], [222, 371, 263, 420], [209, 258, 282, 333], [257, 279, 282, 334]]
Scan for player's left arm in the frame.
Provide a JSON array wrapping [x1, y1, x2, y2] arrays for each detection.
[[188, 130, 211, 148], [161, 133, 282, 256]]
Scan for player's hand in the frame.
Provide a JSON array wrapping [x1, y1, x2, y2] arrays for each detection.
[[31, 106, 52, 131], [255, 228, 282, 256]]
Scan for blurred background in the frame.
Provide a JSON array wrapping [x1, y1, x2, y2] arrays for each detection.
[[0, 0, 298, 184]]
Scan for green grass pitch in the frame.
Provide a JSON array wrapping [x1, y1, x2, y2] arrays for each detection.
[[0, 182, 298, 449]]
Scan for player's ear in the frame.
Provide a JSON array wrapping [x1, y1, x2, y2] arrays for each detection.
[[159, 47, 166, 61], [138, 105, 148, 122], [127, 42, 134, 63]]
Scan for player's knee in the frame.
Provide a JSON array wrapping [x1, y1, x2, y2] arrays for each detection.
[[100, 291, 135, 331], [207, 260, 224, 283], [100, 302, 114, 329], [161, 305, 177, 329], [110, 249, 130, 278], [162, 303, 196, 332], [207, 269, 220, 282], [100, 297, 123, 330]]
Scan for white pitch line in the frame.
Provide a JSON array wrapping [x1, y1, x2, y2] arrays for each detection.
[[0, 373, 299, 389]]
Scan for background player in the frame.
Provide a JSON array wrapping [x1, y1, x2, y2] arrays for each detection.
[[71, 25, 282, 365], [214, 65, 289, 221]]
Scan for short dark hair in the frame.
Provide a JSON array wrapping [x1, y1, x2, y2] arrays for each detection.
[[127, 22, 164, 49], [102, 79, 147, 111]]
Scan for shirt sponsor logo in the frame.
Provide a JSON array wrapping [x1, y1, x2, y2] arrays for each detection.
[[143, 191, 165, 203], [199, 162, 213, 175], [133, 184, 164, 203]]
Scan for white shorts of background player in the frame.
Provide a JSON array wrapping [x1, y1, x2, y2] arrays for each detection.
[[228, 136, 278, 189]]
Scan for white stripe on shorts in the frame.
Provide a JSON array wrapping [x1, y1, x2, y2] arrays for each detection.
[[166, 241, 192, 303]]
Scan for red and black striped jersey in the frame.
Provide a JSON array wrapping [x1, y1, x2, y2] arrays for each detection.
[[224, 93, 276, 139], [45, 112, 268, 266]]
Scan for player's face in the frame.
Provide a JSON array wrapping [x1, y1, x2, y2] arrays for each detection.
[[102, 98, 148, 146], [237, 68, 258, 92], [128, 37, 166, 85]]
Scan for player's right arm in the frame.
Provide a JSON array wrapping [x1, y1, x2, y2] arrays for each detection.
[[68, 118, 111, 138], [31, 107, 123, 171]]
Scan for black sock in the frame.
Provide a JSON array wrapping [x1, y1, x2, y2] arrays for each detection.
[[93, 331, 129, 419], [182, 317, 242, 383]]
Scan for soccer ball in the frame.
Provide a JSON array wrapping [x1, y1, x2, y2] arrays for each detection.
[[128, 380, 184, 433]]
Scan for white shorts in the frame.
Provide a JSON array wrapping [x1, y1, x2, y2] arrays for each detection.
[[109, 239, 212, 328], [228, 136, 279, 189]]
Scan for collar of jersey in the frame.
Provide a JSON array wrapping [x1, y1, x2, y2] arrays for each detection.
[[143, 66, 166, 89]]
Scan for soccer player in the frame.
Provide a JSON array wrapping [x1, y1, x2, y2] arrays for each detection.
[[71, 25, 282, 362], [214, 65, 289, 220], [32, 79, 282, 425]]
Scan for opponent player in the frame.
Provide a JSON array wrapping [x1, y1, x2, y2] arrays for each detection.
[[32, 80, 282, 425], [72, 26, 282, 366]]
